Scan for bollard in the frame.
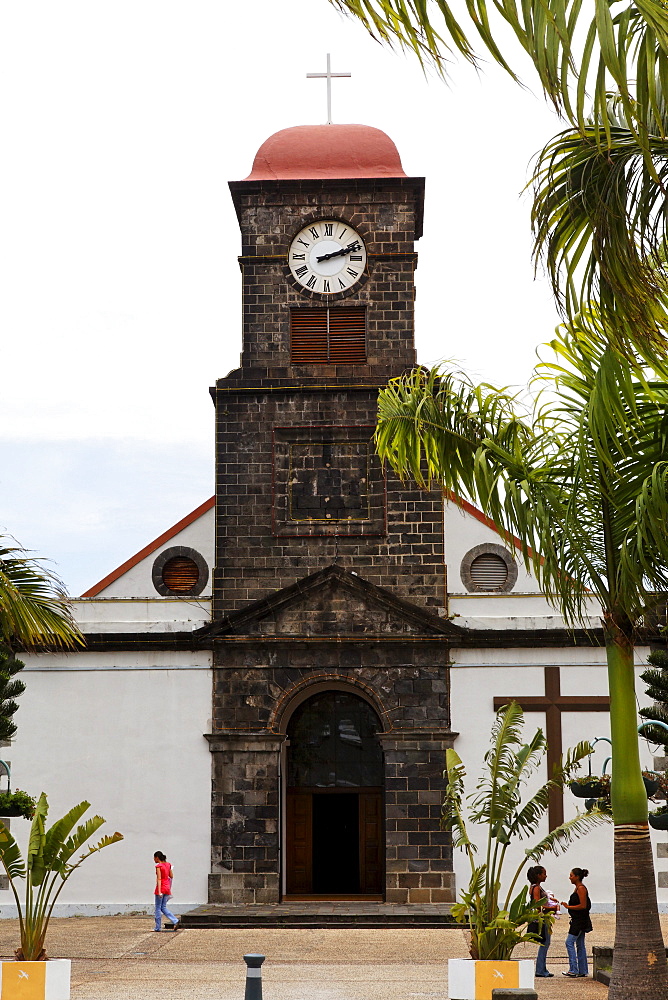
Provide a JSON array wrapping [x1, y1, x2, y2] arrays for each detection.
[[243, 953, 265, 1000]]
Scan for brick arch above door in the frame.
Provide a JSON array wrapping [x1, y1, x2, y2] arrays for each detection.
[[271, 673, 392, 735]]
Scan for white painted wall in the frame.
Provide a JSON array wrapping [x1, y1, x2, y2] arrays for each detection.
[[73, 598, 212, 634], [449, 649, 667, 913], [94, 505, 214, 599], [445, 499, 603, 629], [0, 650, 213, 915]]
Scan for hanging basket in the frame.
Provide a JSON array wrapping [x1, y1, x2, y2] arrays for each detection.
[[570, 780, 605, 799], [643, 775, 660, 797], [649, 812, 668, 831], [0, 805, 27, 818]]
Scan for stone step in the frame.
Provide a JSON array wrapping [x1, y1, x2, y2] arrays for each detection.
[[181, 903, 459, 929]]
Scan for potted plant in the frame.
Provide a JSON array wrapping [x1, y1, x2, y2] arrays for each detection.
[[642, 771, 661, 797], [0, 792, 122, 999], [444, 702, 609, 1000], [0, 789, 36, 819], [649, 805, 668, 831], [569, 774, 609, 798]]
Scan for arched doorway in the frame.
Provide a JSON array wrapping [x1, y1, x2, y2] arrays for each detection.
[[284, 689, 384, 898]]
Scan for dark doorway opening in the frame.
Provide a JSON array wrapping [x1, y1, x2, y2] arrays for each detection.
[[312, 793, 359, 894], [284, 690, 385, 899]]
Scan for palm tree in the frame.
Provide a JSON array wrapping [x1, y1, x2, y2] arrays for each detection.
[[331, 0, 668, 352], [0, 538, 83, 651], [374, 321, 668, 999]]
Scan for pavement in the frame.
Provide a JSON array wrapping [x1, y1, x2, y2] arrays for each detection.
[[0, 913, 664, 998]]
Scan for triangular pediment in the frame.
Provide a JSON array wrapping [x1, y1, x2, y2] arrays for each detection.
[[201, 564, 464, 639]]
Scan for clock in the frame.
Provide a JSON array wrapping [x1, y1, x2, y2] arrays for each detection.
[[288, 220, 367, 295]]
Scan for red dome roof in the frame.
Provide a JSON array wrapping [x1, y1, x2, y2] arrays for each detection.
[[244, 124, 406, 180]]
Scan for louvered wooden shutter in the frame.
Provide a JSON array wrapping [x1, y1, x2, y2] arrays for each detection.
[[162, 556, 200, 593], [469, 554, 509, 590], [291, 308, 366, 363]]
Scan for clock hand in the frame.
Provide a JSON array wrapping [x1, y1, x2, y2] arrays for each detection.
[[316, 241, 362, 262]]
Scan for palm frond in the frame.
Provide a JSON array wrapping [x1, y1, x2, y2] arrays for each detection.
[[330, 0, 668, 153], [526, 807, 611, 861], [531, 116, 668, 353], [0, 541, 84, 651], [376, 322, 668, 629]]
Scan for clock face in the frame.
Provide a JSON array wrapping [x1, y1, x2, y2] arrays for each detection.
[[288, 220, 367, 294]]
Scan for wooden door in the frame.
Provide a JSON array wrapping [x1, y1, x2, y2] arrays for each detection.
[[359, 790, 383, 893], [286, 791, 312, 894]]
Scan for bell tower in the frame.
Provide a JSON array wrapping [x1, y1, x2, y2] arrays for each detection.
[[206, 123, 456, 907]]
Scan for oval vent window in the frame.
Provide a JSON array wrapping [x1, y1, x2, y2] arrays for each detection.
[[469, 553, 509, 590], [162, 557, 200, 593]]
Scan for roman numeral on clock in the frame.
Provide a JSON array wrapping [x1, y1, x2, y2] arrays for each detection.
[[306, 274, 317, 289], [295, 265, 308, 278], [297, 239, 309, 248], [350, 255, 362, 262], [309, 227, 319, 240], [347, 268, 359, 278], [292, 254, 305, 260], [323, 280, 330, 292], [324, 224, 333, 236]]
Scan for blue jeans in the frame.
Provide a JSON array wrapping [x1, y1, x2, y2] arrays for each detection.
[[565, 931, 588, 975], [536, 932, 551, 975], [154, 894, 177, 930]]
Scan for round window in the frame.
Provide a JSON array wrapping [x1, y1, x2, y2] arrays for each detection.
[[152, 546, 209, 597], [162, 557, 200, 593], [460, 543, 518, 593], [469, 553, 509, 590]]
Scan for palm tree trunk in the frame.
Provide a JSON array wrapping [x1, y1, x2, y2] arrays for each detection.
[[606, 622, 668, 1000]]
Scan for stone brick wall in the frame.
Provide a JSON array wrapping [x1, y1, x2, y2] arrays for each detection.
[[207, 170, 455, 906], [213, 382, 445, 616], [228, 178, 423, 381], [382, 736, 455, 903], [208, 640, 453, 904], [214, 174, 443, 617]]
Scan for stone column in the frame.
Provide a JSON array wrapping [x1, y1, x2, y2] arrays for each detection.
[[380, 732, 456, 903], [206, 734, 284, 904]]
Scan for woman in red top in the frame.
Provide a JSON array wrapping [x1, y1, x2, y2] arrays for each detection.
[[154, 851, 178, 931]]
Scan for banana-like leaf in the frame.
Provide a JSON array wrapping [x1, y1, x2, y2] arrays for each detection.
[[43, 802, 92, 873], [59, 817, 109, 869], [27, 794, 48, 887], [442, 749, 476, 854], [0, 794, 123, 960], [0, 822, 26, 881]]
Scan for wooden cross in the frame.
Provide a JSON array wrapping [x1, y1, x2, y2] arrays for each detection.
[[494, 666, 610, 830], [306, 54, 351, 125]]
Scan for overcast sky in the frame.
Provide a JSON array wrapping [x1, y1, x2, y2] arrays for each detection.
[[0, 0, 563, 596]]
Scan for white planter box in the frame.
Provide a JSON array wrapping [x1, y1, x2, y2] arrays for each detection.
[[0, 958, 71, 999], [448, 958, 534, 1000]]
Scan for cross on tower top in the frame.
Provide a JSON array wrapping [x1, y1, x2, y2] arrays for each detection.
[[306, 53, 351, 125]]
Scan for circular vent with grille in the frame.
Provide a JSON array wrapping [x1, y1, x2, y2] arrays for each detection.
[[162, 557, 200, 593], [469, 553, 509, 590], [152, 546, 208, 597]]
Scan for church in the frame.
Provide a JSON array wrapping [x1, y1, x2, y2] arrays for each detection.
[[11, 119, 667, 918]]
